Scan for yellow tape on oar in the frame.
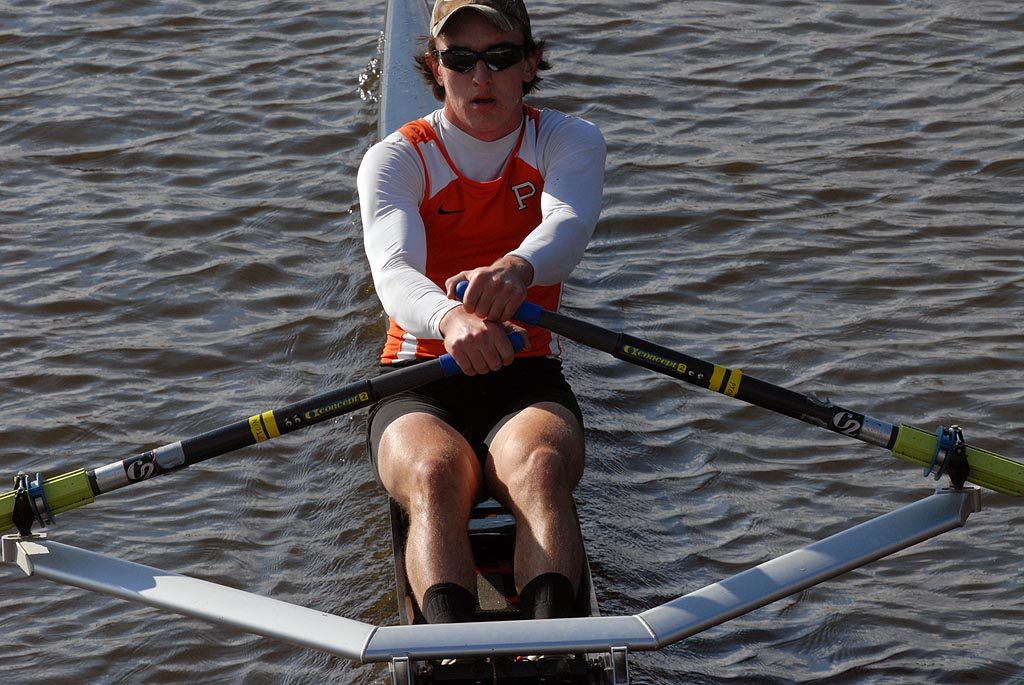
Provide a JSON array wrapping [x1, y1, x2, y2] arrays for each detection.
[[248, 411, 281, 443], [0, 469, 95, 532], [709, 365, 742, 397], [891, 424, 1024, 496]]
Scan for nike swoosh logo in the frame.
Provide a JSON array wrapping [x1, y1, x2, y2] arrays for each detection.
[[437, 206, 465, 215]]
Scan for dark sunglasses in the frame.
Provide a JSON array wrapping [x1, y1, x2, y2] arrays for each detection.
[[432, 44, 527, 73]]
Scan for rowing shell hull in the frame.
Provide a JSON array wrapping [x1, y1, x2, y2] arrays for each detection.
[[377, 2, 609, 678], [379, 0, 437, 139]]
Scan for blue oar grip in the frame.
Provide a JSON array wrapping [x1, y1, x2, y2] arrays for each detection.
[[437, 332, 526, 377], [453, 281, 544, 325], [438, 354, 461, 377], [508, 331, 526, 352], [512, 301, 542, 325]]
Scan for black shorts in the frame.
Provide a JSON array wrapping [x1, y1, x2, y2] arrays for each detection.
[[366, 357, 583, 482]]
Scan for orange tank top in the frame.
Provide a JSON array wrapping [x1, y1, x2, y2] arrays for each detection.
[[380, 107, 562, 363]]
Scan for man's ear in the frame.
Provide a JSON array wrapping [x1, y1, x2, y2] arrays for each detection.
[[524, 49, 542, 81], [427, 51, 443, 84]]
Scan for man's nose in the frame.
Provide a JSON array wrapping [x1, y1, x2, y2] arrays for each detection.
[[471, 59, 492, 83]]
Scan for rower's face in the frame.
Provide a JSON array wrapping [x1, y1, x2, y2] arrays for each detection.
[[430, 11, 540, 141]]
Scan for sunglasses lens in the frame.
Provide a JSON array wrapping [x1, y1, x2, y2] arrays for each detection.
[[482, 47, 522, 70], [436, 46, 525, 73], [441, 50, 478, 72]]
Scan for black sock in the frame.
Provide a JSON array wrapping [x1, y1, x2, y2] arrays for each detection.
[[519, 572, 576, 619], [421, 582, 477, 624]]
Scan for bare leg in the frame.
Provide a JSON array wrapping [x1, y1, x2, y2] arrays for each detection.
[[377, 412, 483, 608], [485, 402, 585, 599]]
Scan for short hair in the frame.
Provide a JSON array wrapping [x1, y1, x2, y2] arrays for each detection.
[[414, 35, 551, 101]]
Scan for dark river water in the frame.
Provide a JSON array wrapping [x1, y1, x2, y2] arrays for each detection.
[[2, 1, 1023, 683]]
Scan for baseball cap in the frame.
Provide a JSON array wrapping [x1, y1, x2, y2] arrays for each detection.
[[430, 0, 533, 39]]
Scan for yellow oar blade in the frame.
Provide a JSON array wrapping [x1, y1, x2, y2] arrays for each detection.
[[890, 425, 1024, 497], [1, 469, 95, 532]]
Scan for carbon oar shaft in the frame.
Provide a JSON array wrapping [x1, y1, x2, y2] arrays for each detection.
[[1, 354, 465, 532], [513, 299, 1024, 496]]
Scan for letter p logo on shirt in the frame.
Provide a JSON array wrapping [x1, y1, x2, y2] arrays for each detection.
[[511, 182, 537, 210]]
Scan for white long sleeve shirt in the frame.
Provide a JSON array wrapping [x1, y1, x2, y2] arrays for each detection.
[[358, 107, 606, 340]]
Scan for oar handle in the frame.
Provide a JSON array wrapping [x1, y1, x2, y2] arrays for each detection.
[[454, 280, 544, 325], [1, 334, 523, 533]]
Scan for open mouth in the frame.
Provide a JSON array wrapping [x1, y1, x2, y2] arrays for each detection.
[[472, 97, 496, 105]]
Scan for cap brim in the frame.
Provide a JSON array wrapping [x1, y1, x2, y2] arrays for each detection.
[[431, 5, 515, 37]]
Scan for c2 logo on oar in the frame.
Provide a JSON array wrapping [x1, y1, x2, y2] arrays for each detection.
[[832, 412, 864, 437], [123, 452, 160, 482]]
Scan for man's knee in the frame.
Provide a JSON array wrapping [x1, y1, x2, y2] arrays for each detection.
[[490, 406, 583, 498], [501, 445, 581, 504], [409, 452, 475, 498], [519, 444, 570, 484], [379, 417, 480, 506]]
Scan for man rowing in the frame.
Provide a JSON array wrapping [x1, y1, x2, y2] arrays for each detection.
[[358, 0, 605, 623]]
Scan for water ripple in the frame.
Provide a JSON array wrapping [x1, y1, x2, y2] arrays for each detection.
[[2, 1, 1023, 683]]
